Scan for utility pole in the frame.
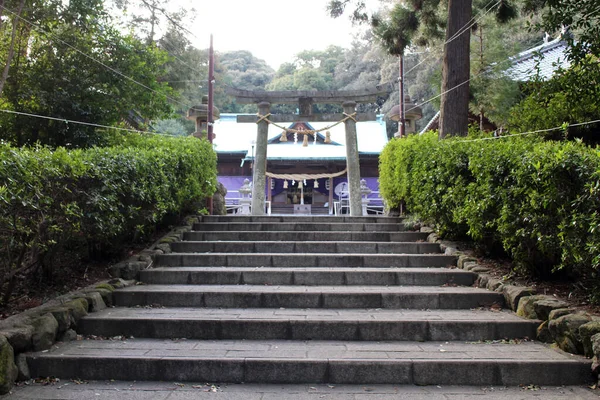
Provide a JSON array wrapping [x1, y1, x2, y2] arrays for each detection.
[[207, 34, 215, 214], [398, 55, 405, 138], [208, 34, 215, 144]]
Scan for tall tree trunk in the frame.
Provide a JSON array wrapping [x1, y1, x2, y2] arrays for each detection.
[[439, 0, 472, 138], [0, 0, 26, 96], [0, 0, 5, 31]]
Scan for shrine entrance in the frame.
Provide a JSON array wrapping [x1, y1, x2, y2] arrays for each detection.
[[226, 86, 391, 216]]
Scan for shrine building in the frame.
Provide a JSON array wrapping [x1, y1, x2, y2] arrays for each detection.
[[213, 113, 388, 215]]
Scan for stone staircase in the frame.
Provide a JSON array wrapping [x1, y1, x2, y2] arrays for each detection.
[[26, 216, 591, 386]]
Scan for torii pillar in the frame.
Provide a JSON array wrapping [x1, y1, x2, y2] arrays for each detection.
[[343, 101, 362, 216], [251, 102, 270, 215]]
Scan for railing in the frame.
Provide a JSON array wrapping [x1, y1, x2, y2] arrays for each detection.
[[225, 197, 271, 215], [334, 191, 385, 216]]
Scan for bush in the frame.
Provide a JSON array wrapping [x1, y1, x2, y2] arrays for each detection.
[[0, 134, 216, 303], [379, 131, 600, 280]]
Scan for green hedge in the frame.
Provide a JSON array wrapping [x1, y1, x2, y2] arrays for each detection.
[[379, 132, 600, 279], [0, 134, 216, 299]]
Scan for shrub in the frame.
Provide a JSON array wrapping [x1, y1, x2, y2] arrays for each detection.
[[0, 134, 216, 304], [379, 132, 600, 280]]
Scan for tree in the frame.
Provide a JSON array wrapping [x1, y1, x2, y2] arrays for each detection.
[[0, 0, 25, 96], [438, 0, 472, 137], [265, 47, 347, 114], [499, 1, 600, 142], [329, 0, 517, 137], [0, 0, 174, 147], [107, 0, 193, 45]]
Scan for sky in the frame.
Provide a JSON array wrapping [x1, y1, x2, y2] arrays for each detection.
[[187, 0, 376, 70]]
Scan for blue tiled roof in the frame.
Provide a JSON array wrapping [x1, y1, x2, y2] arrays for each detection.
[[213, 114, 388, 160], [505, 37, 570, 81]]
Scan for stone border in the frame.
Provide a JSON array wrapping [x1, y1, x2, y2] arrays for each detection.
[[424, 227, 600, 383], [0, 216, 200, 394]]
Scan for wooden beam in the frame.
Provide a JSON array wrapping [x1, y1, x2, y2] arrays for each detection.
[[226, 84, 393, 105], [237, 112, 378, 124]]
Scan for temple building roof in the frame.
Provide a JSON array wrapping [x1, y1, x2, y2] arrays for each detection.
[[505, 36, 570, 81], [213, 113, 388, 161]]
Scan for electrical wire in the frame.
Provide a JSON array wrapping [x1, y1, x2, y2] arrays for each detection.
[[405, 39, 545, 114], [404, 0, 501, 77], [0, 109, 149, 134], [449, 119, 600, 143]]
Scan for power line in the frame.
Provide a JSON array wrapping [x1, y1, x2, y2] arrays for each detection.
[[404, 0, 501, 77], [0, 109, 149, 134], [0, 4, 205, 113], [449, 119, 600, 143], [405, 39, 545, 114]]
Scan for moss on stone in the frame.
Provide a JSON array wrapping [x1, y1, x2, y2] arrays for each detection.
[[548, 308, 573, 321], [64, 298, 88, 321], [549, 312, 595, 354], [516, 295, 547, 319], [31, 313, 58, 351], [47, 307, 72, 334], [95, 283, 115, 292], [579, 321, 600, 357], [533, 299, 569, 321], [0, 335, 18, 395]]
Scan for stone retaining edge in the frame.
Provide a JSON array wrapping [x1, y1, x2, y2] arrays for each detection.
[[0, 215, 200, 395], [424, 227, 600, 384]]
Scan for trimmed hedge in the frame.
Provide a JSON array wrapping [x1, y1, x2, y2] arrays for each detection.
[[0, 134, 216, 300], [379, 131, 600, 279]]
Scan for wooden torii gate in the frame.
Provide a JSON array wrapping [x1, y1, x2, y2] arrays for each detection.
[[226, 85, 392, 216]]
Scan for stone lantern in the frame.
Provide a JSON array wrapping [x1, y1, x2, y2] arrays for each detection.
[[360, 179, 372, 216], [187, 95, 220, 141], [388, 95, 423, 136], [238, 178, 252, 215]]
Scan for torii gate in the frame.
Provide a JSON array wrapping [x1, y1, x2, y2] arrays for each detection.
[[226, 86, 392, 216]]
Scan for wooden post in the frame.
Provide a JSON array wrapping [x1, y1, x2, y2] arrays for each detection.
[[252, 102, 270, 215], [328, 177, 334, 215], [399, 55, 405, 138], [343, 101, 362, 217], [207, 34, 215, 215], [267, 176, 272, 203]]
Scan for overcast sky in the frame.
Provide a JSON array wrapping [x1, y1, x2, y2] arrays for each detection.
[[188, 0, 377, 70]]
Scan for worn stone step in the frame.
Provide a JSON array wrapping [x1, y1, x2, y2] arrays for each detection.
[[10, 382, 600, 400], [139, 267, 476, 286], [113, 285, 503, 309], [200, 216, 404, 224], [27, 339, 592, 385], [183, 230, 430, 242], [170, 241, 441, 255], [78, 308, 538, 341], [192, 222, 408, 232], [154, 253, 456, 268]]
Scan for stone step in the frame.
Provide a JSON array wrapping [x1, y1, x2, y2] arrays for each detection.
[[10, 382, 600, 400], [170, 241, 441, 255], [183, 230, 430, 242], [139, 267, 476, 286], [192, 222, 408, 232], [113, 285, 503, 309], [201, 216, 404, 224], [27, 339, 592, 385], [154, 253, 456, 268], [78, 308, 538, 341]]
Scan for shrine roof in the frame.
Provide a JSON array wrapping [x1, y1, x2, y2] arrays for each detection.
[[505, 37, 570, 81], [213, 113, 388, 160]]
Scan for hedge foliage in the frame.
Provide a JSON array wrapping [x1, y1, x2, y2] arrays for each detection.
[[379, 131, 600, 279], [0, 134, 216, 301]]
